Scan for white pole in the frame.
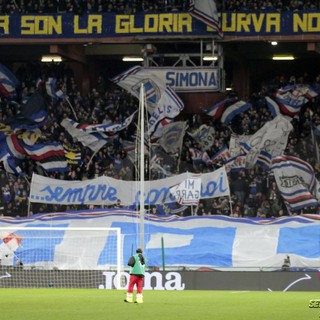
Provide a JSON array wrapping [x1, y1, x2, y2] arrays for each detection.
[[139, 84, 145, 250], [223, 166, 233, 216], [116, 228, 121, 290], [65, 96, 78, 121]]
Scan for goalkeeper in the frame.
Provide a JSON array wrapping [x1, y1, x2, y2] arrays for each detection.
[[124, 248, 146, 304]]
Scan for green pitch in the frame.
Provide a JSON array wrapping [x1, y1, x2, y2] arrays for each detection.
[[1, 289, 319, 320]]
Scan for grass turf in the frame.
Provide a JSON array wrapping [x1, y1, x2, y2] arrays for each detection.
[[1, 289, 319, 320]]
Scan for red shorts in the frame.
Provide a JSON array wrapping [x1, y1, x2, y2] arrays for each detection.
[[127, 274, 144, 294]]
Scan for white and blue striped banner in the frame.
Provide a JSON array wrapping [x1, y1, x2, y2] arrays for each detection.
[[0, 211, 319, 270]]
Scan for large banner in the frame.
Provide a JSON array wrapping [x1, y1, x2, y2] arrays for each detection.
[[0, 13, 209, 38], [1, 12, 320, 39], [0, 211, 319, 270], [29, 167, 229, 206]]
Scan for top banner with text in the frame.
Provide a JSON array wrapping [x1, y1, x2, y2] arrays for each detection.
[[1, 12, 320, 38]]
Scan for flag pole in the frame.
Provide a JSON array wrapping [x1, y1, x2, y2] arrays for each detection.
[[139, 83, 145, 250], [65, 96, 78, 121], [223, 166, 233, 216], [23, 174, 32, 216], [176, 122, 187, 174]]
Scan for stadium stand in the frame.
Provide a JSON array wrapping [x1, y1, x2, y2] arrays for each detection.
[[0, 1, 319, 218]]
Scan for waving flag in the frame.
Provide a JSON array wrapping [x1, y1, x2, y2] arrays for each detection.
[[221, 100, 252, 125], [1, 232, 22, 251], [46, 78, 65, 101], [0, 132, 67, 175], [267, 84, 317, 118], [276, 91, 308, 107], [189, 147, 204, 164], [265, 96, 282, 118], [0, 134, 26, 175], [292, 84, 318, 100], [265, 96, 304, 118], [224, 154, 246, 172], [189, 0, 222, 37], [61, 118, 110, 153], [211, 146, 231, 164], [188, 124, 215, 151], [23, 141, 68, 172], [207, 98, 251, 125], [147, 86, 184, 136], [112, 66, 164, 112], [5, 92, 48, 130], [241, 115, 293, 168], [207, 97, 237, 118], [112, 66, 184, 136], [0, 154, 22, 175], [63, 144, 82, 165], [71, 111, 136, 134], [158, 121, 186, 154], [20, 92, 47, 124], [150, 117, 173, 138], [0, 63, 19, 98], [271, 156, 319, 211]]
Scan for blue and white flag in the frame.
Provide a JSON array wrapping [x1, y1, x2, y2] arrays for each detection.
[[276, 91, 308, 108], [22, 141, 68, 172], [188, 147, 204, 164], [0, 132, 67, 175], [269, 83, 318, 119], [158, 121, 186, 154], [5, 92, 48, 130], [112, 66, 184, 135], [189, 0, 222, 37], [265, 95, 304, 118], [61, 118, 110, 153], [0, 153, 22, 175], [46, 78, 65, 100], [221, 100, 252, 125], [72, 111, 137, 134], [112, 66, 164, 112], [272, 156, 319, 211], [207, 98, 251, 125], [0, 63, 19, 98], [224, 154, 246, 172], [241, 114, 293, 169], [188, 124, 215, 151], [292, 84, 318, 100], [147, 86, 184, 136], [211, 146, 231, 164], [4, 92, 48, 132], [207, 97, 237, 118]]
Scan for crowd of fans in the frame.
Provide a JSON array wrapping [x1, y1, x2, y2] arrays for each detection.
[[0, 59, 320, 219], [220, 0, 320, 11], [0, 0, 188, 14], [1, 0, 320, 14], [0, 1, 320, 218]]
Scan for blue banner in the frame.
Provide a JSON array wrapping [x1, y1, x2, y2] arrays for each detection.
[[1, 12, 320, 39]]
